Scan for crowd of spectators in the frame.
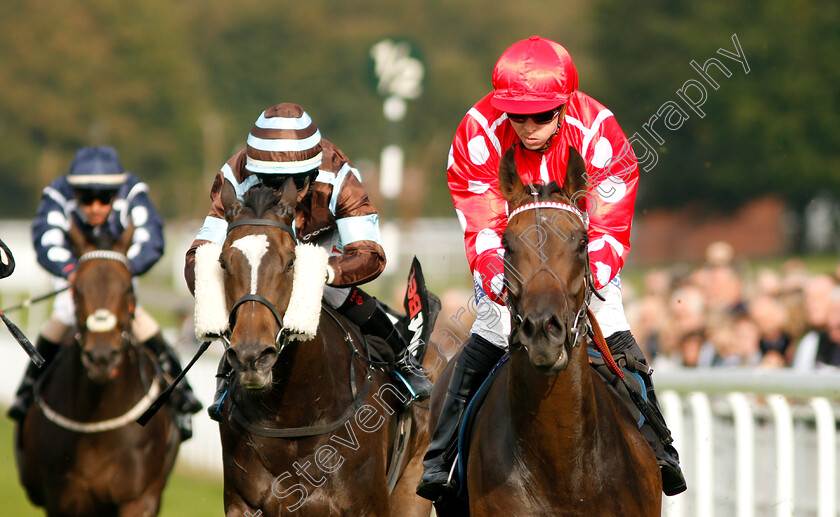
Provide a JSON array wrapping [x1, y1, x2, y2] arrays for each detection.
[[625, 241, 840, 372]]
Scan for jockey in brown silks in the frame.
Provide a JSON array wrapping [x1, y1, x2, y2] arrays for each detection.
[[184, 103, 433, 422]]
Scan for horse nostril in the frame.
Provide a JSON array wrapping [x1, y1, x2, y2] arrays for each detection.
[[226, 348, 242, 370], [548, 315, 566, 338], [254, 346, 278, 370], [521, 316, 536, 339]]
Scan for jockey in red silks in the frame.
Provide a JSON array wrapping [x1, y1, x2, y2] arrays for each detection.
[[416, 36, 686, 500], [184, 103, 433, 422]]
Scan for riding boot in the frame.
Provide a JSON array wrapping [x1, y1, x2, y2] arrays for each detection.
[[207, 356, 232, 423], [7, 336, 60, 420], [606, 330, 687, 496], [142, 333, 203, 416], [364, 306, 433, 403], [416, 333, 506, 502], [337, 288, 433, 403]]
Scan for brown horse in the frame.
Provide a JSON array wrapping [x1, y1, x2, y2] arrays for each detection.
[[15, 224, 180, 517], [204, 180, 431, 516], [429, 147, 661, 516]]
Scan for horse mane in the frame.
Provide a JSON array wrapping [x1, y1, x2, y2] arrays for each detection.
[[241, 185, 295, 222]]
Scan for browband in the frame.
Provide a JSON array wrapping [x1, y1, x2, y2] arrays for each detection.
[[226, 219, 296, 242], [507, 201, 588, 228]]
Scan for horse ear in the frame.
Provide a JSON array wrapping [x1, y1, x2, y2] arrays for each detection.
[[113, 224, 135, 255], [563, 146, 588, 199], [499, 148, 526, 205], [281, 177, 298, 210], [220, 179, 241, 221], [67, 219, 94, 257]]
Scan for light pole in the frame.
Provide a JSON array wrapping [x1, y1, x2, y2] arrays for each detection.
[[368, 38, 424, 276]]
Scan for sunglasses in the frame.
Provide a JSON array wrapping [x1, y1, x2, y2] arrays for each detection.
[[76, 189, 117, 205], [506, 107, 562, 124], [257, 171, 314, 192]]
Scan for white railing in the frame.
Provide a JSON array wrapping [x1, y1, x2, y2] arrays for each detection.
[[656, 369, 840, 517]]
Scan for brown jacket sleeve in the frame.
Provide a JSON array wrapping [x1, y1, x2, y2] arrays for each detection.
[[323, 144, 386, 287]]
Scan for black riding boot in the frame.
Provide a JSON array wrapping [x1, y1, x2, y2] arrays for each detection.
[[606, 330, 687, 496], [7, 336, 60, 420], [207, 356, 232, 422], [143, 333, 203, 416], [416, 333, 505, 502], [338, 289, 433, 403]]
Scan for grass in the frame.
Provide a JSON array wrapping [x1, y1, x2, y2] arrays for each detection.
[[0, 407, 224, 516]]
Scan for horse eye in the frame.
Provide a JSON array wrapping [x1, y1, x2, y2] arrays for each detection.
[[578, 238, 588, 252], [218, 257, 227, 270], [286, 258, 295, 272]]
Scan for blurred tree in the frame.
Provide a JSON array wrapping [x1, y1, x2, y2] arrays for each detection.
[[0, 0, 206, 218], [591, 0, 840, 214]]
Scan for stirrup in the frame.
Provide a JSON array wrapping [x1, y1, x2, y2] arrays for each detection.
[[416, 454, 460, 501]]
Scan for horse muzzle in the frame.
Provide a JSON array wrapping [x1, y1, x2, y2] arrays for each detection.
[[226, 345, 278, 391], [81, 343, 121, 383], [518, 311, 571, 375]]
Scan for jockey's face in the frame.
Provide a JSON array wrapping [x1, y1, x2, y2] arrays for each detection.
[[75, 189, 116, 227], [507, 104, 566, 151]]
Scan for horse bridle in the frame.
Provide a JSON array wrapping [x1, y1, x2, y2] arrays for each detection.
[[505, 199, 596, 350], [224, 218, 297, 351], [74, 249, 135, 349]]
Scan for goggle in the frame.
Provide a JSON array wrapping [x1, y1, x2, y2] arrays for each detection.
[[76, 189, 117, 205], [506, 106, 563, 125], [257, 171, 314, 192]]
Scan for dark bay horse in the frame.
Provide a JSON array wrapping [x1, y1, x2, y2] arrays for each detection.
[[429, 148, 661, 516], [15, 224, 180, 516], [204, 180, 431, 516]]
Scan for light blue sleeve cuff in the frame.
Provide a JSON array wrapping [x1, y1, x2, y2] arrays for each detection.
[[336, 214, 381, 245], [196, 216, 229, 245]]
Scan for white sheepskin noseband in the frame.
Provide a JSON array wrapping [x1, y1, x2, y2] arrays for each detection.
[[193, 241, 329, 342], [284, 243, 329, 341], [193, 243, 228, 340]]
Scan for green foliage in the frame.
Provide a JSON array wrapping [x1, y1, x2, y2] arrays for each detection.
[[591, 0, 840, 212]]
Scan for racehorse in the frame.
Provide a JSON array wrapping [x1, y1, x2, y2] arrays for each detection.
[[202, 180, 432, 516], [14, 223, 180, 516], [429, 147, 661, 516]]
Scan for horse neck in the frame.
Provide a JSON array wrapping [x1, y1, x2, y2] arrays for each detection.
[[508, 342, 597, 445]]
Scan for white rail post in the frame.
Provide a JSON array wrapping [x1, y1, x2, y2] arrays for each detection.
[[767, 395, 794, 517], [727, 392, 754, 517], [689, 392, 714, 517], [809, 397, 836, 517]]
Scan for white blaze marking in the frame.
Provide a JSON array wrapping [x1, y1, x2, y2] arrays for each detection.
[[232, 234, 270, 294]]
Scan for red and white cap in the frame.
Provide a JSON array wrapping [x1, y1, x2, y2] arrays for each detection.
[[491, 36, 578, 114], [245, 103, 323, 175]]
